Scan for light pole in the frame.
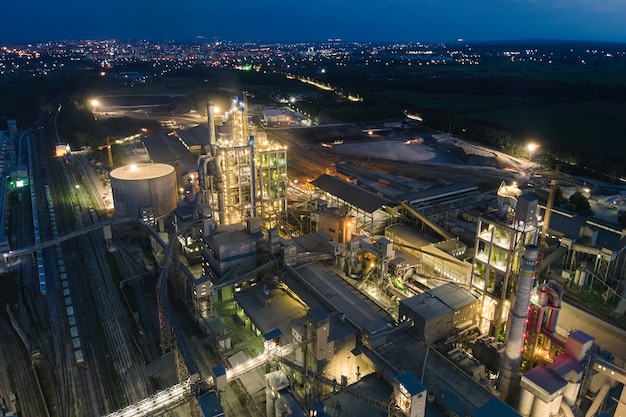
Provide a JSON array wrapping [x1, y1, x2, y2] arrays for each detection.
[[527, 143, 539, 162]]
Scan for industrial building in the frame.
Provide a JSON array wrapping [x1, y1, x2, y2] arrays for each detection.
[[398, 283, 479, 343], [310, 173, 393, 236], [539, 206, 626, 317]]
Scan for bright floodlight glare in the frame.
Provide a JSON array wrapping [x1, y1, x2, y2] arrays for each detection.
[[90, 99, 99, 108], [527, 142, 539, 161]]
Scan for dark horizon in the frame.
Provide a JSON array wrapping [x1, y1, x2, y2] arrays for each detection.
[[2, 0, 626, 46]]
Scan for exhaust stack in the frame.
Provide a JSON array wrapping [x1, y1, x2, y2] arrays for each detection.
[[498, 244, 538, 400]]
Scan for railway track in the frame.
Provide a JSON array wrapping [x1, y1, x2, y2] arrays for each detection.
[[0, 317, 48, 417]]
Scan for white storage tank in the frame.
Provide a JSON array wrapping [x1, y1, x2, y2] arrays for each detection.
[[110, 163, 177, 217]]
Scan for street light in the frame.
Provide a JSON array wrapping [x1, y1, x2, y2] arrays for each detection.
[[527, 143, 539, 162]]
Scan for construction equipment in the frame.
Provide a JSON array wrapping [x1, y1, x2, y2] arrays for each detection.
[[537, 164, 559, 270], [242, 91, 254, 139], [98, 137, 114, 169]]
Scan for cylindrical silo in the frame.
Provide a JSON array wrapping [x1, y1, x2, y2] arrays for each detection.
[[530, 397, 551, 417], [564, 382, 581, 407], [518, 387, 535, 417], [549, 394, 563, 416], [498, 244, 538, 400], [110, 163, 177, 217]]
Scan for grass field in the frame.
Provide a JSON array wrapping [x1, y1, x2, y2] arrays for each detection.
[[467, 100, 626, 156], [378, 91, 541, 113], [0, 78, 64, 115]]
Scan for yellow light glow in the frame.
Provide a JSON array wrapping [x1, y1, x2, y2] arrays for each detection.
[[526, 142, 539, 161]]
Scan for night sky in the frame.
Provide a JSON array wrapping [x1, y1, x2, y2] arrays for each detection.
[[2, 0, 626, 44]]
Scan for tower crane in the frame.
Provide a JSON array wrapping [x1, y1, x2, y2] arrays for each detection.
[[537, 164, 559, 273], [98, 137, 114, 169]]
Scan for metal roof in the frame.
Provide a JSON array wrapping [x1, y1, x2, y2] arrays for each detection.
[[429, 283, 478, 310], [394, 372, 426, 395], [311, 174, 392, 213], [308, 305, 329, 323], [522, 366, 568, 395], [212, 365, 225, 377], [548, 354, 584, 382], [142, 132, 189, 162], [187, 124, 210, 145], [544, 207, 626, 251], [328, 313, 357, 342], [197, 391, 224, 417], [264, 328, 283, 341], [396, 182, 478, 205], [472, 397, 521, 417], [436, 389, 471, 417], [401, 295, 451, 320], [400, 283, 477, 320], [519, 193, 538, 202], [568, 329, 594, 344], [110, 163, 174, 181]]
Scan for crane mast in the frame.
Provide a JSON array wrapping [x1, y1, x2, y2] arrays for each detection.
[[537, 165, 559, 270], [98, 137, 114, 169]]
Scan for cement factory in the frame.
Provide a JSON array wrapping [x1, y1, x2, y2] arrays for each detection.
[[40, 94, 626, 416]]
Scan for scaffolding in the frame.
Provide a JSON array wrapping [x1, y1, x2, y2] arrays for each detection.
[[471, 184, 540, 337]]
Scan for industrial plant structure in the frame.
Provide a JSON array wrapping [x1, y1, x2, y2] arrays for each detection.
[[197, 97, 287, 229], [471, 183, 540, 336], [90, 95, 626, 417], [7, 86, 626, 417]]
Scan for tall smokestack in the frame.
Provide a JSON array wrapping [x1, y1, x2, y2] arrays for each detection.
[[207, 99, 216, 148], [498, 244, 538, 400]]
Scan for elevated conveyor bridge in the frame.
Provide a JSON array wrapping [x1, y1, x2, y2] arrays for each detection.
[[3, 216, 136, 259]]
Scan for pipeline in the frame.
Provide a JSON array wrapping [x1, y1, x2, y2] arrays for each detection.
[[207, 99, 216, 146], [540, 282, 562, 334], [249, 136, 257, 218], [584, 381, 613, 417], [560, 401, 575, 417], [214, 153, 226, 225], [197, 155, 211, 191]]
